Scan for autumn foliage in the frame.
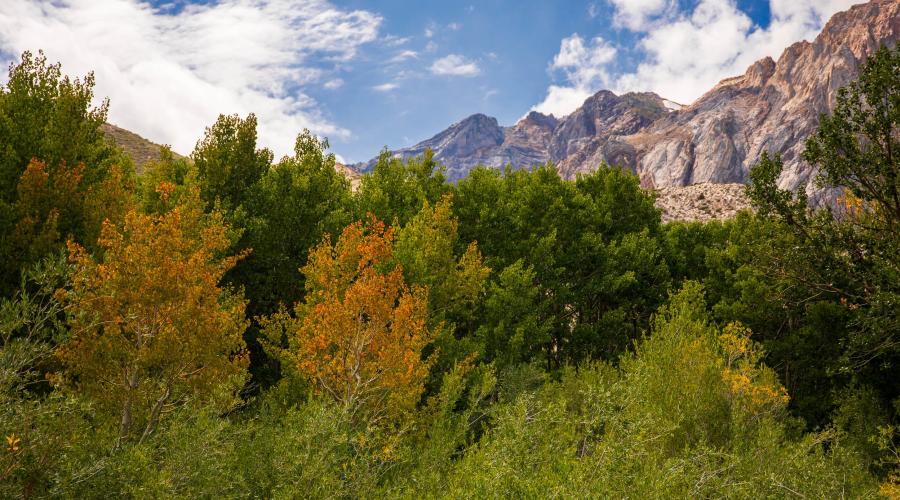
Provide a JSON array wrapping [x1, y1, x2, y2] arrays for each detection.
[[57, 191, 248, 444], [270, 216, 433, 422]]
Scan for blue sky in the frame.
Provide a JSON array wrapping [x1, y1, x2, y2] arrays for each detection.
[[0, 0, 854, 162]]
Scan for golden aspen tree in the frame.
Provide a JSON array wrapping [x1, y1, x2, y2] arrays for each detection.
[[57, 188, 248, 445], [270, 216, 433, 424]]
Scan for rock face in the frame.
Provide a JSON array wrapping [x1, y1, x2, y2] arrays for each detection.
[[354, 0, 899, 194], [630, 0, 899, 196], [355, 93, 667, 182], [552, 91, 669, 178], [334, 162, 362, 191]]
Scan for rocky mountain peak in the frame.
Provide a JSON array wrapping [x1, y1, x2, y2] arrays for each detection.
[[519, 111, 558, 130]]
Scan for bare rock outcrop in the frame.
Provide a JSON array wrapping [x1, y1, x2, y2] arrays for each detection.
[[654, 183, 751, 223]]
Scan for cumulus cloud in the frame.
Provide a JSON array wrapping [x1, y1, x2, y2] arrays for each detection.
[[430, 54, 480, 77], [532, 34, 616, 116], [534, 0, 857, 116], [0, 0, 382, 156]]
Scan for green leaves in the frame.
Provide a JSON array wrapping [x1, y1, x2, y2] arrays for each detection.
[[192, 113, 273, 212], [354, 147, 449, 226], [0, 51, 135, 297]]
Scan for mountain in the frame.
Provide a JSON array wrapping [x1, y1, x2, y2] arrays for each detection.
[[101, 123, 183, 173], [353, 92, 668, 182], [355, 0, 899, 194], [626, 0, 899, 195], [353, 112, 556, 181]]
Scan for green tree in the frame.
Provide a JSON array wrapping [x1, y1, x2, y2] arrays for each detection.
[[192, 113, 273, 212], [393, 195, 489, 325], [0, 51, 133, 295], [454, 164, 667, 366], [0, 51, 123, 203], [355, 148, 449, 226], [393, 195, 490, 387], [475, 260, 550, 366], [231, 131, 352, 318], [747, 45, 900, 423]]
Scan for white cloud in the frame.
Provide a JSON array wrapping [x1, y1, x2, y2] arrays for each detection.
[[608, 0, 675, 30], [389, 49, 418, 64], [323, 78, 344, 90], [0, 0, 382, 156], [373, 82, 399, 92], [533, 86, 593, 117], [532, 34, 616, 116], [535, 0, 857, 115], [447, 22, 462, 31], [430, 54, 480, 77], [383, 34, 410, 46]]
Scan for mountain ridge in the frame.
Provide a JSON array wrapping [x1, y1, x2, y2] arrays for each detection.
[[354, 0, 899, 194]]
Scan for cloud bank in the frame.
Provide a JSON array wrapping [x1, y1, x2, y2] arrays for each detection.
[[533, 0, 857, 117], [0, 0, 382, 156]]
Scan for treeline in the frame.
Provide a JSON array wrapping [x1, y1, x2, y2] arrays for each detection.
[[0, 46, 898, 497]]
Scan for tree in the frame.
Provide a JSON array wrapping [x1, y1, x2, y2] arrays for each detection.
[[138, 147, 197, 215], [57, 190, 248, 445], [192, 113, 273, 212], [743, 45, 900, 437], [0, 254, 76, 496], [0, 51, 123, 204], [265, 217, 433, 423], [0, 52, 134, 295], [747, 45, 899, 390], [393, 195, 489, 325], [476, 260, 550, 366], [804, 44, 900, 226], [393, 195, 490, 390], [231, 130, 352, 318], [226, 130, 352, 391], [354, 149, 450, 227], [453, 164, 667, 367]]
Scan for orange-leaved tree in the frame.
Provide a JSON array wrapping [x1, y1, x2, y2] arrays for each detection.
[[57, 188, 248, 445], [266, 216, 433, 423]]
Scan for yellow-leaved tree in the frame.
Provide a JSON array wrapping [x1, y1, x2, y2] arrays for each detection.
[[57, 188, 248, 446], [266, 216, 433, 424]]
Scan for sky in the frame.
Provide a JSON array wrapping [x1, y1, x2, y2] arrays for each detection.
[[0, 0, 858, 163]]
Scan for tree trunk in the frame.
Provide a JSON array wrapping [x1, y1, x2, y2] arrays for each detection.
[[139, 383, 172, 445], [117, 372, 139, 448]]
